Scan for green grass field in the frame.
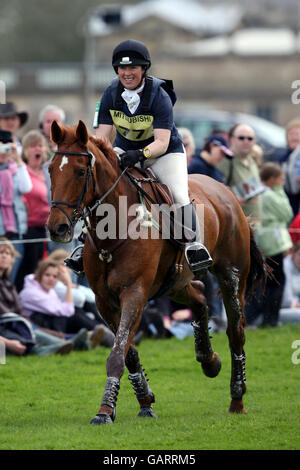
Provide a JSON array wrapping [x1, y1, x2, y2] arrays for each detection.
[[1, 324, 300, 450]]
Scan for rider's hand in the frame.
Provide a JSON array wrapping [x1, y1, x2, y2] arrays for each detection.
[[120, 150, 144, 169]]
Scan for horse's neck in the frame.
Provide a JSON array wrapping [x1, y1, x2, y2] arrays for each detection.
[[92, 156, 138, 229], [95, 159, 136, 204]]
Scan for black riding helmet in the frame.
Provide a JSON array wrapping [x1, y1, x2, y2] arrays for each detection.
[[112, 39, 151, 74]]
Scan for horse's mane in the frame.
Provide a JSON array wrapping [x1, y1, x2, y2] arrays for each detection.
[[89, 135, 119, 171]]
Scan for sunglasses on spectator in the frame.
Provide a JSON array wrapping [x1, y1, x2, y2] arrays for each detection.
[[234, 136, 254, 141]]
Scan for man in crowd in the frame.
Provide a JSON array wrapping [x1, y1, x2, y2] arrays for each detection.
[[217, 123, 263, 229]]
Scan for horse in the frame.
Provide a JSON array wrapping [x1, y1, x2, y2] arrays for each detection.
[[46, 120, 265, 424]]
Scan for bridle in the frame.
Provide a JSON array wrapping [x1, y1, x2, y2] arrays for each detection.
[[50, 149, 96, 230], [50, 148, 127, 231]]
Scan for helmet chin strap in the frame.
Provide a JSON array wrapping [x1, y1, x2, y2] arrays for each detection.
[[135, 69, 147, 90], [131, 75, 146, 91]]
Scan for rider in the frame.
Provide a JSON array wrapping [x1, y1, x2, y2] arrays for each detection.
[[65, 39, 212, 276]]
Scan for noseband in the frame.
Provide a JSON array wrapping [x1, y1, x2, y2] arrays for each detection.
[[50, 149, 96, 229]]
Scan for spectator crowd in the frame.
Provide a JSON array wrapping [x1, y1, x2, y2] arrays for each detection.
[[1, 100, 300, 358]]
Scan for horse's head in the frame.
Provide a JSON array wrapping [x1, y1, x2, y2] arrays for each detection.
[[46, 120, 99, 243]]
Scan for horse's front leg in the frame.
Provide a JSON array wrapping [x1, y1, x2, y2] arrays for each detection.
[[90, 285, 147, 425]]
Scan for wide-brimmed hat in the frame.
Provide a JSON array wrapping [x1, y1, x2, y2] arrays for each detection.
[[205, 133, 234, 159], [0, 102, 28, 127]]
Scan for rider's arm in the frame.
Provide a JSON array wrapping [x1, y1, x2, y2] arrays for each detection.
[[95, 124, 113, 140], [144, 128, 171, 158]]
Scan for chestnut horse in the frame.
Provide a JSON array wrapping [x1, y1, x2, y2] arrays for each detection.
[[47, 120, 265, 424]]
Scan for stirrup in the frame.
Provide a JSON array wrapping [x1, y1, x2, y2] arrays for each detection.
[[64, 245, 84, 276], [185, 242, 213, 273]]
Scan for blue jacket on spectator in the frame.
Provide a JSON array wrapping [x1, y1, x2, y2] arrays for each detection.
[[188, 155, 225, 183]]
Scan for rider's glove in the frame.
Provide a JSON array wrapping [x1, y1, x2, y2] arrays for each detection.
[[120, 150, 144, 169]]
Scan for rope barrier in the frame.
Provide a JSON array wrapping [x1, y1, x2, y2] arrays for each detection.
[[0, 225, 299, 245], [0, 238, 51, 245]]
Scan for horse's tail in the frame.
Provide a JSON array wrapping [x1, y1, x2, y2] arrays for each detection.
[[246, 227, 267, 300]]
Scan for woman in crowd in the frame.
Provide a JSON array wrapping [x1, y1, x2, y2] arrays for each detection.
[[47, 249, 96, 310], [15, 130, 50, 291], [47, 249, 114, 347], [281, 242, 300, 315], [0, 237, 76, 356], [0, 102, 29, 155], [0, 130, 32, 283], [19, 258, 114, 348]]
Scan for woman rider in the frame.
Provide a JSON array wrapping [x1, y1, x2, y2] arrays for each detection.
[[65, 39, 212, 276]]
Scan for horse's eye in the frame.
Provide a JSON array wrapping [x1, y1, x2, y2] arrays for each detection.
[[77, 168, 85, 178]]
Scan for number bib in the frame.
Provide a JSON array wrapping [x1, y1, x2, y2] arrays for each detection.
[[109, 110, 154, 142]]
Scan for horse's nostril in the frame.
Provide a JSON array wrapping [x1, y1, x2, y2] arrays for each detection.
[[55, 224, 69, 236]]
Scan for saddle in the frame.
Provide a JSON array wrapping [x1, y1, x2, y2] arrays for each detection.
[[125, 166, 174, 207], [125, 166, 185, 277]]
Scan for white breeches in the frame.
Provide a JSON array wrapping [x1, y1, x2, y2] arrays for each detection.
[[115, 148, 190, 206]]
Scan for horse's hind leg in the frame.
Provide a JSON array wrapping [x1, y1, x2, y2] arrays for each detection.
[[174, 280, 222, 378], [125, 345, 157, 418], [190, 281, 222, 377], [217, 268, 247, 414]]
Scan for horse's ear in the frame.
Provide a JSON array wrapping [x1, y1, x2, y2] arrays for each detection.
[[51, 120, 65, 144], [76, 120, 89, 145]]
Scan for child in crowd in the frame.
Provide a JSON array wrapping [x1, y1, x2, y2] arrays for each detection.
[[246, 162, 293, 326]]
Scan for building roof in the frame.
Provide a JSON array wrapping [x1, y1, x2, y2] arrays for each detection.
[[169, 28, 300, 57], [87, 0, 243, 37]]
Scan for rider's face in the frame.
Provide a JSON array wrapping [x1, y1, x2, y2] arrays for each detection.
[[117, 65, 144, 90]]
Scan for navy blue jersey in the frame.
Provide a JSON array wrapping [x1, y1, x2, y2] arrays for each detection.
[[97, 76, 183, 155]]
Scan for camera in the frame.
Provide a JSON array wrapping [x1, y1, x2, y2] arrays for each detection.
[[0, 129, 13, 143], [0, 130, 13, 154], [0, 143, 12, 154]]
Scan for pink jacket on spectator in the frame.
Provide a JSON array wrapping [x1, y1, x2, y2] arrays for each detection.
[[19, 274, 74, 318]]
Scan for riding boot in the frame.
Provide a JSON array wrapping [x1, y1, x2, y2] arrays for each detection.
[[178, 202, 213, 275], [64, 244, 84, 275]]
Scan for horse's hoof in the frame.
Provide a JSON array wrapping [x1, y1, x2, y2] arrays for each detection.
[[90, 413, 114, 425], [229, 398, 248, 414], [201, 352, 222, 378], [138, 406, 158, 419]]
